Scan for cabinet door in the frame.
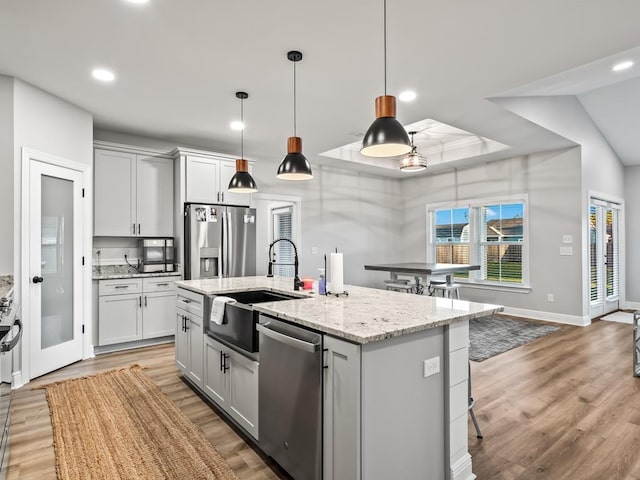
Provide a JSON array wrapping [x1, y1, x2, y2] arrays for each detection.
[[143, 291, 175, 339], [228, 350, 259, 439], [219, 160, 253, 206], [323, 335, 361, 480], [175, 309, 189, 374], [186, 313, 204, 387], [137, 155, 174, 237], [94, 149, 136, 236], [98, 293, 142, 345], [186, 156, 219, 204], [203, 336, 228, 407]]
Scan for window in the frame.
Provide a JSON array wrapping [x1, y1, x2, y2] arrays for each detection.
[[272, 206, 294, 277], [429, 197, 527, 286]]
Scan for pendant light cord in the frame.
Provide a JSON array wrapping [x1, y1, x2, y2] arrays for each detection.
[[241, 97, 244, 159], [293, 59, 297, 137], [383, 0, 387, 95]]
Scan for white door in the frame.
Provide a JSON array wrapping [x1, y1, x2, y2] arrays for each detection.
[[590, 199, 621, 319], [29, 160, 84, 378]]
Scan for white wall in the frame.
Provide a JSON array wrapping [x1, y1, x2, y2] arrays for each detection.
[[396, 148, 584, 319], [625, 166, 640, 304], [0, 76, 14, 274], [493, 95, 626, 317]]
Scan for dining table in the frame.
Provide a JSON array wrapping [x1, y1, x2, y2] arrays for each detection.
[[364, 262, 481, 295]]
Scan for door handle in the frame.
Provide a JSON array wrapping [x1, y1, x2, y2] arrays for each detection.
[[32, 276, 44, 284]]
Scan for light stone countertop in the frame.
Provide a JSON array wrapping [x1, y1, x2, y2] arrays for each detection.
[[93, 265, 181, 280], [0, 275, 14, 301], [175, 276, 503, 344]]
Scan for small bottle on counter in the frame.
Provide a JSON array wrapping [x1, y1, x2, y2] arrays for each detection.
[[318, 268, 326, 295]]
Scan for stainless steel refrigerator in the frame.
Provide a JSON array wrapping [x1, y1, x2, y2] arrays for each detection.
[[184, 204, 256, 279]]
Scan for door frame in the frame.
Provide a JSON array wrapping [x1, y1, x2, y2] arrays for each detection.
[[19, 148, 93, 386], [586, 190, 625, 320]]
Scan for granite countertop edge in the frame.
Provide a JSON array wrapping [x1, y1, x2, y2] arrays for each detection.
[[93, 271, 182, 280]]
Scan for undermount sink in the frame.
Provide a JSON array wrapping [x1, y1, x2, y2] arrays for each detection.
[[223, 289, 300, 305], [204, 289, 304, 354]]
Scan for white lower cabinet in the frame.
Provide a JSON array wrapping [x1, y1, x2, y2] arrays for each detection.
[[323, 335, 361, 480], [98, 276, 179, 346], [176, 307, 204, 387], [204, 335, 259, 440]]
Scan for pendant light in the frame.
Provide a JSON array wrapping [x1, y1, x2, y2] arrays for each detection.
[[361, 0, 411, 158], [399, 131, 427, 172], [277, 50, 313, 180], [228, 91, 258, 193]]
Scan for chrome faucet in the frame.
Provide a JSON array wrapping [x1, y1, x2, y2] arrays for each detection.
[[267, 238, 304, 291]]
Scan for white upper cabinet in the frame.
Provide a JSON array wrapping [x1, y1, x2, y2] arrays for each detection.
[[137, 155, 174, 237], [185, 154, 252, 205], [186, 155, 219, 204], [94, 149, 136, 236], [94, 147, 174, 237]]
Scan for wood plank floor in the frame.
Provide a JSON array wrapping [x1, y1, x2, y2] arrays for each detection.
[[6, 317, 639, 479], [469, 317, 640, 480], [6, 343, 287, 480]]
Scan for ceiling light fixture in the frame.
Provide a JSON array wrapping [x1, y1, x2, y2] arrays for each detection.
[[612, 60, 634, 72], [399, 90, 417, 102], [277, 50, 313, 180], [230, 121, 244, 131], [125, 0, 150, 4], [228, 91, 258, 193], [92, 68, 115, 82], [361, 0, 411, 158], [399, 131, 427, 172]]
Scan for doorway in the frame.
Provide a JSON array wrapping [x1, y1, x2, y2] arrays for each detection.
[[22, 150, 89, 380], [589, 197, 622, 319]]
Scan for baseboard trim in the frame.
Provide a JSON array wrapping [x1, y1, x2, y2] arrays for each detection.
[[451, 453, 476, 480], [94, 336, 174, 355], [624, 301, 640, 311], [12, 370, 23, 390], [502, 307, 590, 327]]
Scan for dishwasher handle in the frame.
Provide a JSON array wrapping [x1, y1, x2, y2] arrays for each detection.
[[257, 323, 320, 353]]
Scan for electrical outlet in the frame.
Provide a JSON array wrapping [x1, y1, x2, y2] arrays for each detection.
[[423, 357, 440, 378], [311, 246, 318, 254], [547, 293, 554, 302]]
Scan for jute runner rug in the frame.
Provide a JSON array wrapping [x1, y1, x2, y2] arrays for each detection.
[[43, 365, 239, 480]]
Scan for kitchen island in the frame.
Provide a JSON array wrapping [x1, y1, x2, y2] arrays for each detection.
[[175, 276, 503, 480]]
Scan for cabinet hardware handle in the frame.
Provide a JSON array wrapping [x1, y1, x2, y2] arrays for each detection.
[[144, 295, 147, 307], [223, 353, 230, 373], [156, 283, 169, 287], [180, 298, 191, 304], [220, 350, 223, 372], [139, 296, 142, 308], [138, 224, 141, 235], [114, 285, 129, 289], [221, 192, 224, 203], [133, 223, 136, 235], [184, 317, 190, 330]]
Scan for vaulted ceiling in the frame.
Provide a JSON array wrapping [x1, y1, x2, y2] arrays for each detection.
[[1, 0, 639, 176]]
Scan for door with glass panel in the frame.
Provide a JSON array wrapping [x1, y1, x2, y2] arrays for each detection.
[[589, 199, 620, 319], [29, 160, 84, 378]]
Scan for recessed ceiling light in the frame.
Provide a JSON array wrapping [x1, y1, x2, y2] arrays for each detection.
[[612, 60, 634, 72], [399, 90, 417, 102], [230, 121, 244, 131], [125, 0, 149, 4], [92, 68, 115, 82]]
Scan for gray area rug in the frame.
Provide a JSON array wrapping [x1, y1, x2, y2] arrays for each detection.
[[469, 315, 561, 362]]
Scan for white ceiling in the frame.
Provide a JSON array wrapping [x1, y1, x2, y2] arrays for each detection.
[[1, 0, 640, 176]]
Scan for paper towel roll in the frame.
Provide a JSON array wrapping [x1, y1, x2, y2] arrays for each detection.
[[330, 253, 344, 293]]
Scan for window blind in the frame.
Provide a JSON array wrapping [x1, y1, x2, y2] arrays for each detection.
[[272, 207, 294, 277]]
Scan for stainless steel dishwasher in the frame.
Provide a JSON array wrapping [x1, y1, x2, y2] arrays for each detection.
[[257, 315, 322, 480]]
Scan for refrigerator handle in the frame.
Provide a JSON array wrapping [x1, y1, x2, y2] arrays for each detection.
[[222, 210, 228, 277]]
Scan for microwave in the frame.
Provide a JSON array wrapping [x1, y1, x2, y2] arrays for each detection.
[[139, 238, 175, 273]]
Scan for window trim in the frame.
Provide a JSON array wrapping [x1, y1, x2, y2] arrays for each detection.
[[426, 194, 530, 289]]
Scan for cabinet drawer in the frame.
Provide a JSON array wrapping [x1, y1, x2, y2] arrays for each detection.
[[99, 278, 143, 296], [176, 288, 204, 316], [143, 276, 180, 293]]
